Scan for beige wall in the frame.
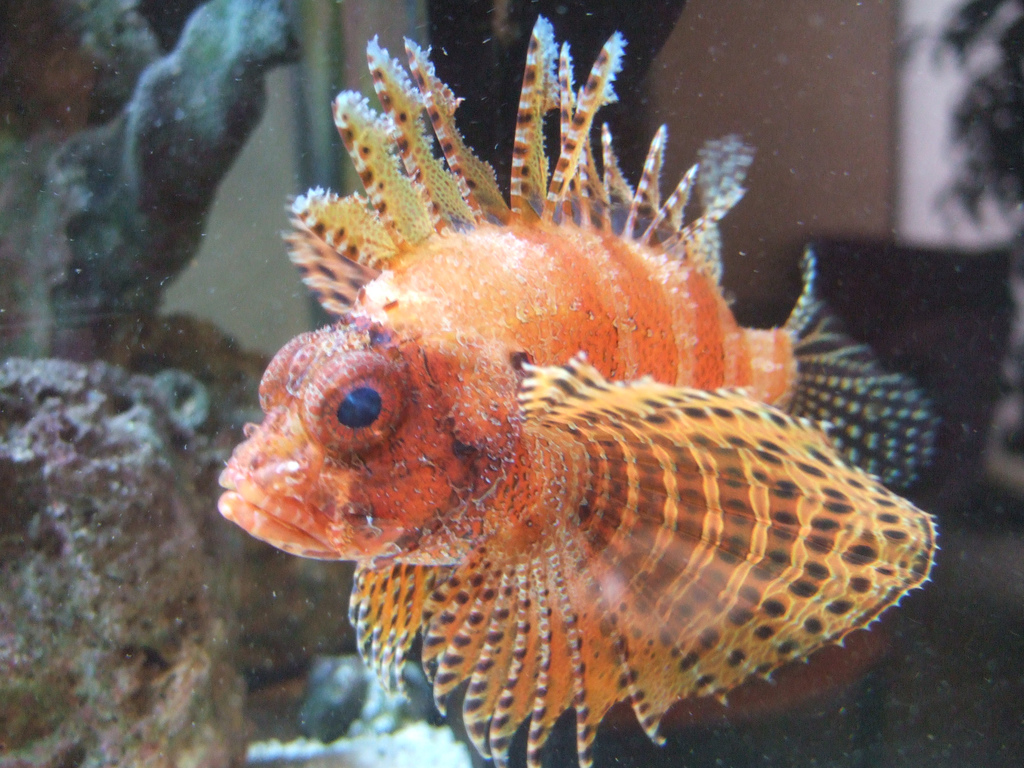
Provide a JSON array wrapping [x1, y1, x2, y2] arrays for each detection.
[[649, 0, 896, 321]]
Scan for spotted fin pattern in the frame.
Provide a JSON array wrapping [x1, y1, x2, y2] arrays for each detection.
[[516, 356, 936, 754], [288, 18, 754, 318], [366, 37, 474, 230], [510, 17, 559, 218], [286, 189, 389, 315], [351, 562, 446, 691], [542, 31, 625, 219], [785, 250, 939, 487], [351, 357, 936, 768], [404, 40, 511, 222]]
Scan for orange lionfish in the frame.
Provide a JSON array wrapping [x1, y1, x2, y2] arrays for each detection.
[[219, 17, 938, 768]]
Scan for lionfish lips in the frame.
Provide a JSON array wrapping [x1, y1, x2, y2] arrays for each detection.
[[217, 417, 342, 558], [218, 461, 339, 559]]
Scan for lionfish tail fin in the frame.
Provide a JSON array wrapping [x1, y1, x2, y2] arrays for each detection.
[[785, 248, 940, 488]]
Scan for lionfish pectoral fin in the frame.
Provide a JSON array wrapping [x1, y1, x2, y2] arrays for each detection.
[[519, 355, 937, 750], [785, 248, 940, 488], [286, 189, 395, 316], [350, 561, 449, 693]]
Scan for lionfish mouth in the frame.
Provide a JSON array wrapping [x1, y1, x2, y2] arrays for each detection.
[[217, 485, 338, 560], [218, 435, 339, 559]]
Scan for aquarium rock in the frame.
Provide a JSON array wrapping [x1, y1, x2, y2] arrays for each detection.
[[298, 656, 438, 743], [0, 0, 298, 359], [0, 357, 245, 766], [244, 722, 473, 768]]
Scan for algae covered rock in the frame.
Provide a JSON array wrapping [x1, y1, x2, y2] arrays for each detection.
[[0, 357, 244, 767], [0, 0, 299, 359]]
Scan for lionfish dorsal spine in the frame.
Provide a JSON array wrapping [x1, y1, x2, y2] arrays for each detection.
[[510, 17, 559, 219], [331, 91, 434, 247], [286, 188, 396, 315], [542, 31, 625, 221], [404, 39, 511, 223], [366, 37, 475, 231], [623, 123, 667, 238], [600, 122, 635, 216], [641, 162, 698, 246]]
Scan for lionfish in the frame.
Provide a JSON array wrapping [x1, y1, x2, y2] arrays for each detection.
[[219, 17, 938, 768]]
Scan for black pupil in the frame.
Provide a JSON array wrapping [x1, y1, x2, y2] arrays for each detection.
[[337, 386, 382, 429]]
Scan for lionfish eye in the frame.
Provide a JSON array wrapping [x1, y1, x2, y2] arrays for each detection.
[[337, 386, 383, 428]]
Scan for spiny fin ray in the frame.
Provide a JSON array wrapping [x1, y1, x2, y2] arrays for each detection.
[[511, 17, 559, 219], [286, 189, 395, 316], [623, 124, 666, 238], [332, 91, 434, 247], [350, 563, 444, 692], [678, 136, 754, 282], [366, 37, 475, 230], [404, 40, 511, 223], [543, 32, 625, 219]]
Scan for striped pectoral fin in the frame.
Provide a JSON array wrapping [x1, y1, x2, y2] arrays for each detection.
[[785, 250, 940, 488], [411, 535, 621, 768], [350, 561, 447, 692], [519, 355, 937, 746]]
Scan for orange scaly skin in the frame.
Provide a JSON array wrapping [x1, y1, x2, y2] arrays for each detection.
[[365, 221, 796, 397], [219, 19, 936, 768]]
